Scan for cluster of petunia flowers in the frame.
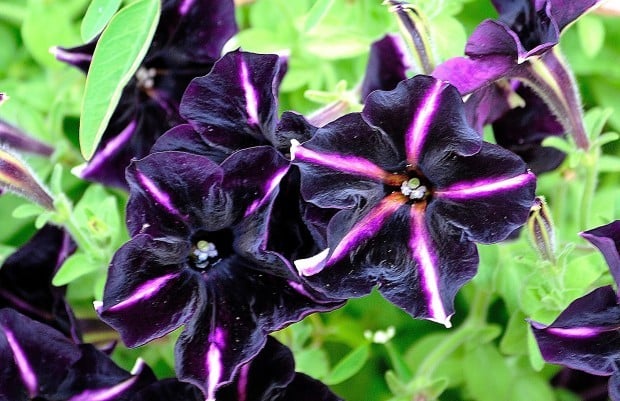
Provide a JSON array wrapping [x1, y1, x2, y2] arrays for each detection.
[[1, 0, 616, 400]]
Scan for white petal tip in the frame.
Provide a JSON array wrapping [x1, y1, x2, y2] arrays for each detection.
[[293, 248, 330, 276]]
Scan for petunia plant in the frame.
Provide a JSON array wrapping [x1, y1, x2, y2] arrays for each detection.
[[1, 0, 620, 400]]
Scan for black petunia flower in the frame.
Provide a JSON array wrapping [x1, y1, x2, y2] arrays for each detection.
[[97, 148, 341, 399], [291, 75, 536, 327], [54, 0, 237, 188]]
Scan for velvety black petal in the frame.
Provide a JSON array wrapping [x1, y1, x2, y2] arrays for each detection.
[[362, 76, 481, 165], [125, 151, 226, 238], [581, 221, 620, 287], [216, 336, 294, 401], [157, 0, 237, 62], [55, 346, 155, 401], [611, 370, 620, 401], [175, 257, 341, 398], [151, 124, 229, 163], [272, 111, 318, 155], [361, 34, 410, 100], [295, 200, 478, 327], [279, 373, 343, 401], [181, 51, 281, 151], [463, 82, 514, 134], [0, 225, 77, 339], [99, 235, 201, 347], [492, 84, 566, 174], [530, 286, 620, 376], [429, 142, 536, 244], [292, 113, 397, 209], [131, 378, 203, 401], [0, 308, 81, 399]]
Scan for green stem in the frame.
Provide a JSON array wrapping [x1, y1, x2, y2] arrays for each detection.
[[385, 341, 413, 381], [579, 153, 598, 231], [55, 194, 106, 261], [415, 288, 492, 378]]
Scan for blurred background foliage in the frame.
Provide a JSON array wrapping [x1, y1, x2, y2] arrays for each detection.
[[0, 0, 619, 400]]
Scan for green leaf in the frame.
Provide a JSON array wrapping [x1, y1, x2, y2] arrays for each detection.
[[80, 0, 122, 42], [303, 0, 335, 33], [324, 344, 370, 385], [463, 344, 511, 401], [512, 374, 555, 401], [52, 252, 102, 286], [79, 0, 160, 160], [541, 136, 573, 153], [12, 203, 44, 219], [294, 347, 330, 379], [500, 311, 529, 355]]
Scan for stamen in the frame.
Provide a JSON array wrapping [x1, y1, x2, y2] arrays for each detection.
[[192, 241, 219, 269], [400, 179, 427, 200], [136, 67, 157, 89]]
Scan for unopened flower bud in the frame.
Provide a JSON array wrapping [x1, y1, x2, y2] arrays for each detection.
[[0, 147, 54, 210], [0, 120, 54, 156], [527, 196, 556, 262]]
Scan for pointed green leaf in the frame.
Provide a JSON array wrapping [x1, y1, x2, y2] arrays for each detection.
[[303, 0, 335, 33], [324, 344, 370, 385], [80, 0, 122, 42], [53, 252, 102, 286], [79, 0, 160, 160]]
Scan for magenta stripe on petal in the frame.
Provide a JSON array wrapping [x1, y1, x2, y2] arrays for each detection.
[[236, 364, 250, 401], [436, 171, 535, 200], [179, 0, 195, 15], [546, 326, 604, 338], [81, 120, 137, 177], [240, 59, 260, 126], [245, 167, 288, 217], [205, 327, 226, 401], [327, 195, 404, 266], [291, 140, 389, 181], [107, 273, 179, 312], [1, 326, 38, 397], [405, 79, 443, 164], [135, 169, 183, 218], [68, 375, 139, 401], [409, 208, 450, 327]]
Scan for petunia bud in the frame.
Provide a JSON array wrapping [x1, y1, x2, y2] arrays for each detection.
[[385, 0, 436, 74], [0, 147, 54, 209], [527, 196, 556, 262], [0, 119, 54, 156]]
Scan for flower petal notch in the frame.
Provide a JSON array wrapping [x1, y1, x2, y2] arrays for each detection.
[[100, 148, 342, 398], [433, 0, 601, 150], [55, 0, 238, 188], [293, 75, 536, 326]]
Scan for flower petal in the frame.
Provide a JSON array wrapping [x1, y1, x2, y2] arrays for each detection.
[[181, 51, 281, 151], [99, 235, 200, 347], [361, 34, 410, 100], [362, 75, 481, 164], [580, 221, 620, 287], [430, 142, 536, 243], [529, 286, 620, 376]]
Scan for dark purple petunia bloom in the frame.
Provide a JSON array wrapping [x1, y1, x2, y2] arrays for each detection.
[[98, 148, 341, 399], [54, 0, 237, 188], [361, 34, 411, 100], [530, 220, 620, 401], [0, 225, 78, 340], [291, 75, 536, 327], [154, 50, 331, 266], [0, 308, 155, 401], [133, 337, 342, 401], [433, 0, 600, 150]]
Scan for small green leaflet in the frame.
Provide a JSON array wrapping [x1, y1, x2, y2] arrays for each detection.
[[324, 344, 370, 385], [80, 0, 122, 42], [303, 0, 336, 33], [79, 0, 160, 161]]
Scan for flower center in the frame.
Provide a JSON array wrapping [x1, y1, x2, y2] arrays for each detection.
[[400, 177, 428, 200], [189, 229, 234, 270], [136, 67, 157, 89]]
